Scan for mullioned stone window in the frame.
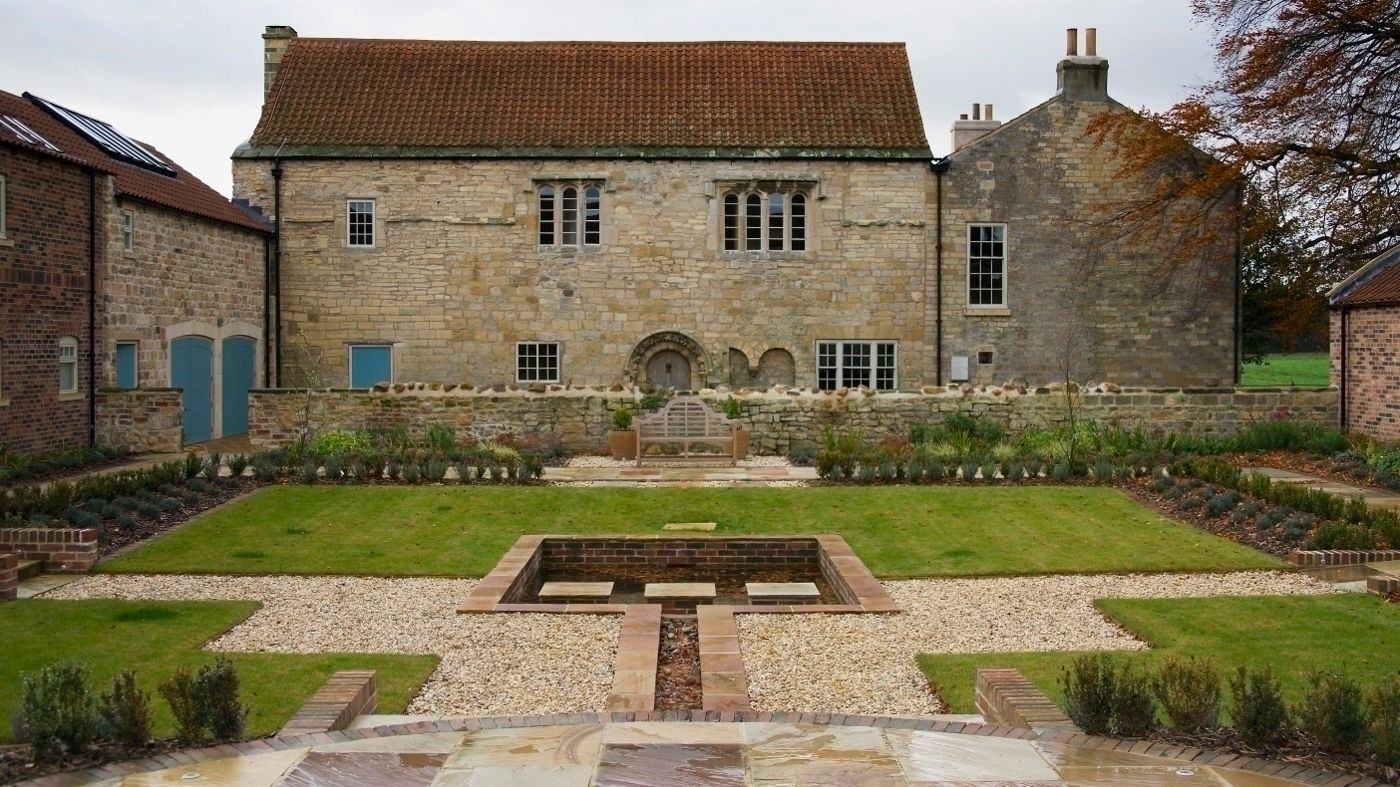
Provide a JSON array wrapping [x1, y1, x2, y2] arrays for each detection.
[[721, 185, 809, 252], [537, 183, 602, 249]]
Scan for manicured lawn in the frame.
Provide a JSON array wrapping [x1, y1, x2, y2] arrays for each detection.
[[0, 599, 439, 742], [102, 485, 1281, 577], [918, 594, 1400, 716], [1240, 352, 1329, 387]]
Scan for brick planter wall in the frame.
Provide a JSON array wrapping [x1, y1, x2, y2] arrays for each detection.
[[976, 668, 1080, 734], [0, 553, 17, 601], [95, 388, 183, 453], [0, 528, 99, 573], [248, 385, 1338, 455]]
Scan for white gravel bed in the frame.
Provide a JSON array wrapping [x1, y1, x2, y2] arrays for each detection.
[[48, 575, 618, 717], [737, 571, 1335, 717]]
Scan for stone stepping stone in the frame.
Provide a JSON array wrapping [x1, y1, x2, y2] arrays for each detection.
[[662, 522, 717, 531], [644, 583, 715, 599], [539, 581, 614, 601], [746, 582, 820, 604]]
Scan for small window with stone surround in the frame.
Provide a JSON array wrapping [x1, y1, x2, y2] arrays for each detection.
[[721, 183, 809, 253], [817, 341, 896, 391], [58, 336, 78, 393], [516, 342, 560, 384], [537, 182, 602, 250], [968, 223, 1006, 307], [121, 211, 133, 250], [347, 199, 375, 247]]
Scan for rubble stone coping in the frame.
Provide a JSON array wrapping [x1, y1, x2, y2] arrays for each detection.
[[644, 582, 716, 599], [539, 581, 614, 600]]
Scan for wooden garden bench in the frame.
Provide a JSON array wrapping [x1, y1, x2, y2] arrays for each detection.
[[635, 396, 737, 466]]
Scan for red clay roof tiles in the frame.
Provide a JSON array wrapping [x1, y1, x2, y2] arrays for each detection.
[[0, 89, 267, 233], [1334, 246, 1400, 306], [250, 39, 930, 155]]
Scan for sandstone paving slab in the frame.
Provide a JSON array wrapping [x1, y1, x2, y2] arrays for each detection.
[[110, 747, 306, 786], [538, 581, 614, 599], [885, 728, 1059, 783], [313, 731, 464, 754], [746, 581, 820, 599], [430, 763, 594, 786], [1055, 765, 1227, 785], [1204, 767, 1321, 786], [663, 522, 717, 531], [444, 724, 603, 769], [645, 582, 717, 599], [278, 751, 445, 787], [595, 743, 746, 787]]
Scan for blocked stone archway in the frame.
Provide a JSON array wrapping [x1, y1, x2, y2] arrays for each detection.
[[625, 331, 709, 390]]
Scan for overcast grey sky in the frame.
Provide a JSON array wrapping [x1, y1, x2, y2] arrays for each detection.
[[4, 0, 1218, 196]]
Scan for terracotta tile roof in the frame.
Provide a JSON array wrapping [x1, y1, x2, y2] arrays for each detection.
[[250, 39, 930, 156], [0, 89, 267, 233], [1333, 244, 1400, 306]]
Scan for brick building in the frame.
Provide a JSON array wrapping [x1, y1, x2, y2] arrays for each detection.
[[233, 27, 1237, 392], [0, 89, 269, 454], [1330, 244, 1400, 440]]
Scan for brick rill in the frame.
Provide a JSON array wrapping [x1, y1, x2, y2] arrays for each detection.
[[278, 670, 378, 736], [95, 388, 183, 452], [1286, 550, 1400, 567], [606, 604, 661, 713], [0, 146, 100, 454], [0, 553, 17, 601], [247, 386, 1338, 455], [976, 668, 1080, 734], [0, 528, 99, 573], [1332, 306, 1400, 440]]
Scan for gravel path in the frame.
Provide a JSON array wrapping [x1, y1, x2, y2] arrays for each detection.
[[737, 571, 1335, 717], [48, 575, 618, 717]]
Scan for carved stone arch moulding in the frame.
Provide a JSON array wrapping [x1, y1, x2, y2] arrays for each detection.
[[626, 331, 710, 388]]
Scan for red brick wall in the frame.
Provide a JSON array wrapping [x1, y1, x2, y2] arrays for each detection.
[[0, 147, 102, 454], [0, 528, 99, 573], [1332, 306, 1400, 440]]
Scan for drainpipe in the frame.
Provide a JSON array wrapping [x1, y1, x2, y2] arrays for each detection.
[[271, 159, 283, 386], [262, 235, 272, 387], [930, 158, 950, 386], [1339, 305, 1348, 430], [1233, 185, 1243, 384], [87, 170, 97, 446]]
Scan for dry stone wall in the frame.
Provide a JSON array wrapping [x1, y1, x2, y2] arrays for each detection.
[[95, 388, 182, 453], [248, 384, 1338, 454]]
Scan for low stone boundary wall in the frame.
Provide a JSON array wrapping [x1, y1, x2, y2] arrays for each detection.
[[976, 668, 1080, 734], [1286, 550, 1400, 567], [96, 388, 183, 453], [248, 384, 1338, 454], [0, 553, 17, 601], [278, 670, 378, 737], [0, 528, 99, 573]]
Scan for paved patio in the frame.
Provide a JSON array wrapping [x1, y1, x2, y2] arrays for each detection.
[[1243, 466, 1400, 511], [53, 719, 1330, 786]]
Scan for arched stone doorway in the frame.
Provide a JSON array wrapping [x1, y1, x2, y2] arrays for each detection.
[[626, 331, 708, 390]]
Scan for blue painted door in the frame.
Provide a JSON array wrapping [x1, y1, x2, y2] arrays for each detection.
[[115, 343, 138, 389], [171, 336, 212, 444], [350, 345, 391, 388], [221, 336, 255, 437]]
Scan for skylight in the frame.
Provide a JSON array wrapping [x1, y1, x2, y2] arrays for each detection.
[[27, 94, 174, 175], [0, 115, 59, 152]]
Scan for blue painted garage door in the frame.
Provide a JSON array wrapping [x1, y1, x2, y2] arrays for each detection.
[[221, 336, 255, 437], [171, 336, 213, 444]]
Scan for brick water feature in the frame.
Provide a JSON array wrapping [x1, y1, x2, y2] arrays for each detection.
[[458, 534, 897, 713]]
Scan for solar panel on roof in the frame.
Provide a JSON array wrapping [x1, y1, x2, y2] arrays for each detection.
[[26, 94, 174, 176], [0, 115, 60, 152]]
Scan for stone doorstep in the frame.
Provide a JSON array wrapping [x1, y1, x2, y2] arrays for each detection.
[[662, 522, 717, 531], [643, 582, 717, 599]]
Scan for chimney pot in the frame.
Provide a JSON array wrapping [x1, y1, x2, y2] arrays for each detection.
[[971, 103, 981, 121], [959, 113, 968, 120], [1066, 28, 1078, 56], [985, 103, 994, 121], [1086, 28, 1097, 56]]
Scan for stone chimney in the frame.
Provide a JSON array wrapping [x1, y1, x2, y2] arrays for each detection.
[[262, 25, 298, 102], [950, 103, 1002, 152], [1056, 27, 1109, 101]]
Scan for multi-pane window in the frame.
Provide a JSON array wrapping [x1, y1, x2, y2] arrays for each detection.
[[347, 199, 375, 247], [968, 224, 1006, 306], [121, 211, 133, 250], [516, 342, 560, 383], [58, 336, 78, 393], [722, 188, 808, 252], [816, 341, 897, 391], [537, 182, 602, 249]]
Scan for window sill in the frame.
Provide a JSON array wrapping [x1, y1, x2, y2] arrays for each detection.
[[57, 391, 86, 402], [0, 397, 9, 408], [0, 237, 13, 248], [964, 307, 1011, 317], [719, 251, 809, 261]]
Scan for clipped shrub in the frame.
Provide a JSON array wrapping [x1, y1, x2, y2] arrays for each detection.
[[14, 660, 98, 762], [1229, 499, 1264, 525], [1256, 505, 1291, 531], [183, 452, 202, 479], [856, 463, 878, 484], [1061, 654, 1116, 735], [980, 461, 1000, 482], [1093, 457, 1114, 481], [101, 503, 125, 520], [960, 461, 979, 482], [157, 497, 182, 514], [322, 454, 345, 482], [926, 462, 945, 481], [386, 459, 403, 482], [298, 459, 319, 484], [788, 441, 817, 466], [252, 456, 279, 482], [1296, 670, 1366, 753], [1150, 474, 1173, 494], [1309, 521, 1379, 550], [902, 458, 924, 483], [1281, 512, 1318, 541], [1369, 674, 1400, 768], [424, 458, 448, 482], [65, 508, 102, 528], [227, 455, 249, 478], [1205, 491, 1242, 517], [200, 453, 222, 481], [1112, 663, 1157, 737], [1052, 463, 1071, 483], [402, 462, 422, 483], [1006, 461, 1025, 482], [610, 406, 634, 431], [1152, 657, 1220, 733], [135, 500, 162, 519], [1229, 665, 1290, 748], [159, 668, 205, 744], [97, 670, 151, 750], [196, 658, 247, 741]]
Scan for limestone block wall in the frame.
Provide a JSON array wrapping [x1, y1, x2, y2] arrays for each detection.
[[1332, 307, 1400, 440], [95, 388, 182, 453], [248, 384, 1338, 454], [938, 99, 1237, 388], [102, 199, 267, 389], [233, 157, 933, 389]]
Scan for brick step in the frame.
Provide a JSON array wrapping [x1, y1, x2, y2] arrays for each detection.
[[16, 559, 42, 581]]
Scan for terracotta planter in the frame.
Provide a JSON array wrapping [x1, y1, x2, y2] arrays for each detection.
[[608, 430, 637, 460], [733, 428, 750, 460]]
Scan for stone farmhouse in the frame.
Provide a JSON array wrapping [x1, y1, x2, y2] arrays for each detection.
[[1330, 244, 1400, 440], [233, 27, 1239, 395], [0, 89, 270, 453]]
